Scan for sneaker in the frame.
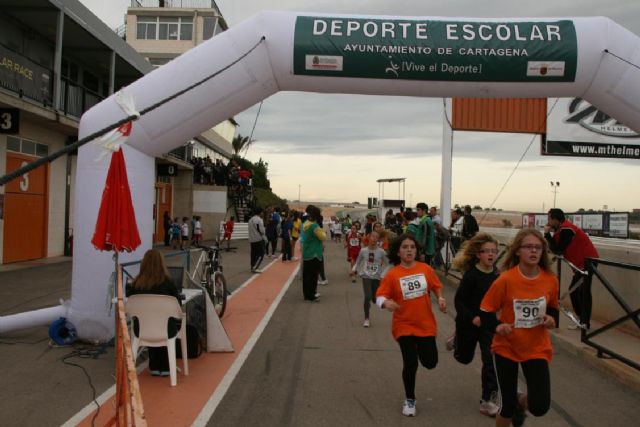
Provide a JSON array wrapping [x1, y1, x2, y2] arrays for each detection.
[[363, 319, 370, 328], [150, 370, 162, 376], [351, 278, 356, 283], [479, 398, 500, 417], [251, 268, 263, 274], [318, 279, 329, 285], [402, 399, 416, 417], [567, 323, 579, 330], [445, 334, 456, 351], [512, 392, 527, 427], [291, 257, 298, 261], [314, 292, 321, 298]]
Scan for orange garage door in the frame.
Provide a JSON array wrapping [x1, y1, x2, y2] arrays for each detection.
[[3, 153, 48, 264]]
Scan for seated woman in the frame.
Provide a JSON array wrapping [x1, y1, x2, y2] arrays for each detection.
[[126, 249, 182, 377]]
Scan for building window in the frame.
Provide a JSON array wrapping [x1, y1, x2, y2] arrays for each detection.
[[6, 136, 49, 157], [138, 16, 193, 41], [148, 57, 172, 68], [203, 16, 216, 40], [137, 16, 157, 40]]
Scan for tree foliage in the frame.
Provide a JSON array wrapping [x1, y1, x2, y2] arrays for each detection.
[[232, 134, 255, 156]]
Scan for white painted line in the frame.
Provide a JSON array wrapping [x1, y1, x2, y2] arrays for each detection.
[[61, 384, 116, 427], [61, 258, 293, 427], [191, 264, 300, 427]]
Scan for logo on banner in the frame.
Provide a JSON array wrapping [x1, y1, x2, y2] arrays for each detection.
[[305, 55, 343, 71], [565, 98, 639, 138], [526, 61, 565, 77]]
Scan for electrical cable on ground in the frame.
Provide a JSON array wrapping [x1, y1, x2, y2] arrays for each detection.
[[60, 343, 108, 427], [0, 36, 267, 187]]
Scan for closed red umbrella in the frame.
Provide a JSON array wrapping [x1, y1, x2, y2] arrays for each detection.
[[91, 147, 141, 253]]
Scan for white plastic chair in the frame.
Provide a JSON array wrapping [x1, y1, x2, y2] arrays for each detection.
[[125, 294, 189, 386]]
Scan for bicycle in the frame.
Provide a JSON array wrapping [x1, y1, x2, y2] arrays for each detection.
[[189, 243, 228, 318]]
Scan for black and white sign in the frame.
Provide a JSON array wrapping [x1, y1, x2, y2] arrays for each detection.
[[0, 108, 19, 134], [543, 98, 640, 159], [157, 164, 178, 176]]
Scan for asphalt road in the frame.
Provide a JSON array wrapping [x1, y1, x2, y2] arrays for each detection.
[[208, 240, 640, 427], [0, 239, 638, 426]]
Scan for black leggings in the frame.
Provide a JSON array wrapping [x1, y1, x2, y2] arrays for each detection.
[[494, 353, 550, 418], [397, 336, 438, 399]]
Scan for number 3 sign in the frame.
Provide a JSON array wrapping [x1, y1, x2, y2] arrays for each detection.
[[0, 108, 20, 134]]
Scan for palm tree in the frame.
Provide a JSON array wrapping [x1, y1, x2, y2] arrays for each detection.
[[232, 134, 255, 157]]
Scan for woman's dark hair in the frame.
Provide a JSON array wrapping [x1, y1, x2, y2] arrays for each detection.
[[387, 233, 418, 265], [305, 205, 321, 222]]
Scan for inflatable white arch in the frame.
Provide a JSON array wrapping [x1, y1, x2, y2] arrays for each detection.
[[3, 11, 640, 340]]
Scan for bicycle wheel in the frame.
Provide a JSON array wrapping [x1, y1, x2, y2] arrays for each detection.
[[205, 268, 228, 318]]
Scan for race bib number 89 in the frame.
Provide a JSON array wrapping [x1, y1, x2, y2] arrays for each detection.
[[400, 274, 428, 300], [513, 296, 546, 328]]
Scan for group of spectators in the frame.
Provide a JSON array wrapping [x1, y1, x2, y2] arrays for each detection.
[[190, 157, 253, 198], [191, 156, 228, 186], [162, 211, 203, 249]]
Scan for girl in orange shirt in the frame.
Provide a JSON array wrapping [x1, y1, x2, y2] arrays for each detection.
[[480, 229, 559, 427], [376, 234, 447, 417]]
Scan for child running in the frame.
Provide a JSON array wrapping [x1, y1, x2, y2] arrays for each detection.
[[345, 225, 362, 283], [480, 229, 559, 427], [451, 232, 500, 417], [376, 233, 447, 417], [350, 231, 388, 328]]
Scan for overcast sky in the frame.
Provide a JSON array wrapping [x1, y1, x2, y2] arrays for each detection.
[[80, 0, 640, 213]]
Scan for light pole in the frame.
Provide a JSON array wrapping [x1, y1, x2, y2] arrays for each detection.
[[550, 181, 560, 208]]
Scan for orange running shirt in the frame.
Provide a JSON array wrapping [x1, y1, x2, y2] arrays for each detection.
[[376, 263, 443, 340], [480, 266, 559, 362]]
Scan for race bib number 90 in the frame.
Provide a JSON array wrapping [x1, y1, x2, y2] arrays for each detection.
[[400, 274, 428, 300], [513, 296, 546, 328]]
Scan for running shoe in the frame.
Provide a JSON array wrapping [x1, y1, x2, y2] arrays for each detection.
[[479, 398, 500, 417], [314, 292, 321, 298], [512, 392, 527, 427], [318, 279, 329, 285], [251, 268, 263, 274], [363, 319, 370, 328], [445, 334, 456, 351], [402, 399, 416, 417]]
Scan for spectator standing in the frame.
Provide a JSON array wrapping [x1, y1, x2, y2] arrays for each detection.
[[301, 205, 327, 301], [181, 217, 190, 250], [462, 205, 480, 240], [281, 212, 294, 261], [162, 211, 171, 246], [416, 202, 436, 264], [265, 209, 279, 258], [193, 216, 203, 247], [544, 208, 599, 329], [450, 208, 464, 252], [248, 207, 267, 273], [291, 211, 302, 261]]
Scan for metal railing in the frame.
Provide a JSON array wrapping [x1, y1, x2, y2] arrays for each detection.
[[557, 256, 640, 371], [131, 0, 221, 11]]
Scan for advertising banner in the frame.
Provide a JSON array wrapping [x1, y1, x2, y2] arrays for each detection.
[[522, 212, 629, 238], [0, 44, 52, 105], [294, 17, 578, 82], [544, 98, 640, 159]]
